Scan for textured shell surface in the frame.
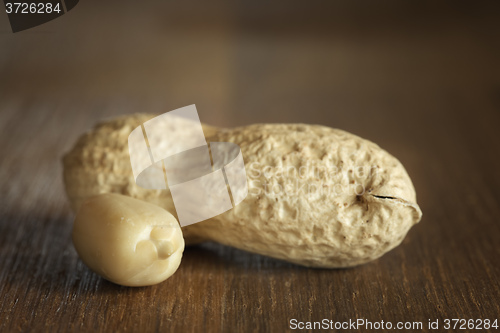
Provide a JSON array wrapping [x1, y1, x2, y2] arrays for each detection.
[[185, 124, 422, 267], [63, 115, 422, 268]]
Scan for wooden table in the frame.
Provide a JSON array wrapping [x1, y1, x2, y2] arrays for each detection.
[[1, 1, 499, 332]]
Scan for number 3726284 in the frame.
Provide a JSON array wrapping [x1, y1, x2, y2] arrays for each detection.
[[5, 2, 62, 14]]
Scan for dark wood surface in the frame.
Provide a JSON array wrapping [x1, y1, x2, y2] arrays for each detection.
[[1, 1, 499, 332]]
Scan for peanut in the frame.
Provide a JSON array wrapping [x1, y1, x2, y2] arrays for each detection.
[[72, 193, 184, 286], [64, 114, 422, 268]]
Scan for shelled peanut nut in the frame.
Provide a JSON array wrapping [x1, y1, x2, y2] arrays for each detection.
[[72, 193, 184, 286]]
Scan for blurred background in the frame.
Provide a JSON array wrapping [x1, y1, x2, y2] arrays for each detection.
[[1, 1, 499, 124], [1, 1, 499, 331]]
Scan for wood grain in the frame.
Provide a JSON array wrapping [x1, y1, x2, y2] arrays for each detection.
[[1, 1, 499, 332]]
